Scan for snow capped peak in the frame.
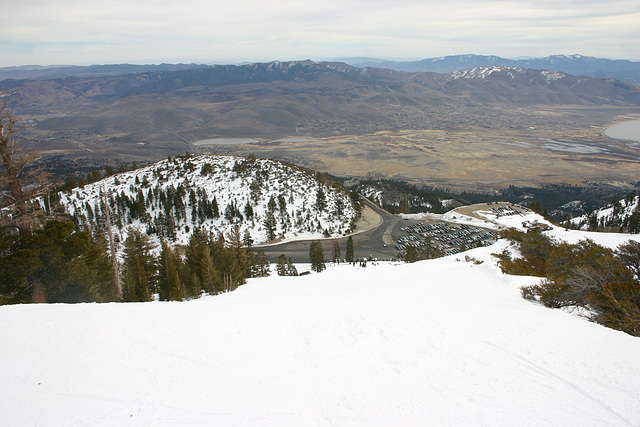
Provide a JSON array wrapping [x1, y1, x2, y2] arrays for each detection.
[[540, 70, 566, 82], [447, 66, 526, 80]]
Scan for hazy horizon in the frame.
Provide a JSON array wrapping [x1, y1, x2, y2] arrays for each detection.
[[1, 0, 638, 68]]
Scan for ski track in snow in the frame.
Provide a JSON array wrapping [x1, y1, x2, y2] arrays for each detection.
[[479, 339, 635, 427]]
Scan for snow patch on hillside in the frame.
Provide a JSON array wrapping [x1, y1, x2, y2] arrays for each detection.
[[448, 66, 526, 80], [58, 155, 359, 253]]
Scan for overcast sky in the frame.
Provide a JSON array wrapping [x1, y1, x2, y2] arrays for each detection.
[[2, 0, 639, 67]]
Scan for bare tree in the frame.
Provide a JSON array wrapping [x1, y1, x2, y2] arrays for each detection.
[[0, 99, 49, 235]]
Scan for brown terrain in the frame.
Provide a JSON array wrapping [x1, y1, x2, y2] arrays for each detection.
[[3, 61, 640, 190]]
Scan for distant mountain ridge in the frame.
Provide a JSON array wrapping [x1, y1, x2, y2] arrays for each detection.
[[0, 63, 207, 81], [3, 59, 640, 168], [346, 54, 640, 85]]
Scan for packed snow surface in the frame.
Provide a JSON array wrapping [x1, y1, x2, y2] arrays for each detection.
[[2, 241, 640, 426]]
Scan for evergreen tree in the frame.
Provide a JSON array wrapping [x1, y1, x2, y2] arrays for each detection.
[[331, 239, 341, 263], [244, 202, 254, 220], [157, 241, 184, 301], [276, 254, 288, 276], [309, 240, 326, 273], [286, 257, 298, 276], [346, 235, 354, 263], [264, 212, 277, 241], [252, 249, 271, 277], [0, 221, 117, 304], [121, 228, 157, 302], [212, 196, 219, 219], [315, 187, 326, 211], [268, 195, 277, 213], [184, 229, 219, 296], [278, 194, 287, 213], [276, 254, 298, 276], [198, 245, 219, 294], [400, 197, 410, 214], [243, 229, 254, 247]]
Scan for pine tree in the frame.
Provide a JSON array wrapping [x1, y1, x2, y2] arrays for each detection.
[[121, 228, 157, 302], [286, 257, 298, 276], [276, 254, 288, 276], [268, 195, 277, 213], [331, 239, 341, 264], [243, 229, 254, 247], [315, 187, 326, 211], [400, 197, 410, 214], [212, 196, 219, 219], [252, 249, 271, 277], [264, 212, 277, 241], [198, 245, 218, 294], [157, 241, 184, 301], [276, 254, 298, 276], [309, 240, 326, 273], [184, 229, 219, 296], [0, 101, 50, 237], [0, 221, 117, 304], [244, 202, 254, 220], [346, 235, 354, 263]]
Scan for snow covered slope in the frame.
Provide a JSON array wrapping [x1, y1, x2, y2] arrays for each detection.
[[58, 155, 359, 250], [570, 195, 639, 232], [1, 243, 639, 426]]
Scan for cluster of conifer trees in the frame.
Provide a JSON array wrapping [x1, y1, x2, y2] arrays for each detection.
[[0, 221, 275, 304], [63, 154, 362, 250]]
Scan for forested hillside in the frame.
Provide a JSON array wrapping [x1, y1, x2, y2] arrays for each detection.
[[570, 194, 640, 233], [58, 154, 361, 251]]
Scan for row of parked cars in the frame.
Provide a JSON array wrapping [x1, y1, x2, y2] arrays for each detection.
[[489, 203, 530, 218], [396, 222, 499, 256]]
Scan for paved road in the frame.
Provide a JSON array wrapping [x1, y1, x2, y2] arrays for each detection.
[[255, 198, 428, 263]]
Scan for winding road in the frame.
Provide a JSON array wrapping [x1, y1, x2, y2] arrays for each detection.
[[256, 198, 424, 263]]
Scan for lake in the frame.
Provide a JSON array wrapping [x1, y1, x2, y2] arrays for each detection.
[[604, 120, 640, 143]]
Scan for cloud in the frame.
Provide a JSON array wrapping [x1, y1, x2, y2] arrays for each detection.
[[1, 0, 638, 66]]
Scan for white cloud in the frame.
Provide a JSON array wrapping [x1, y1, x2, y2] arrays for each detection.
[[1, 0, 638, 66]]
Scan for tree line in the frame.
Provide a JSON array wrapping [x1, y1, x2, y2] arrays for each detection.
[[0, 103, 305, 304], [0, 221, 277, 304]]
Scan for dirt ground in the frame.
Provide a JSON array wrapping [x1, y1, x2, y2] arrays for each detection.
[[197, 106, 640, 191]]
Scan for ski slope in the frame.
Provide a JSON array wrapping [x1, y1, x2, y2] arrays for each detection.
[[2, 239, 640, 426]]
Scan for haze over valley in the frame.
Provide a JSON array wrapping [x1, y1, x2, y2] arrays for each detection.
[[3, 58, 640, 194]]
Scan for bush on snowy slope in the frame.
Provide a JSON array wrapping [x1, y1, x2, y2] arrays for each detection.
[[495, 227, 640, 336], [58, 154, 362, 253]]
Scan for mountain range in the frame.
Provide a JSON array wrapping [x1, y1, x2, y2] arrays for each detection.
[[345, 54, 640, 85], [4, 60, 639, 141], [2, 58, 640, 189]]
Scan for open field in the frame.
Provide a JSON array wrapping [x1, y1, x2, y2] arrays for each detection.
[[196, 106, 640, 191]]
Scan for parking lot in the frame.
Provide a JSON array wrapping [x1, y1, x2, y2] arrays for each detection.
[[396, 222, 499, 257]]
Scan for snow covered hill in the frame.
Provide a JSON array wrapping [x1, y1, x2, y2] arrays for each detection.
[[1, 240, 640, 426], [569, 194, 639, 233], [58, 155, 360, 251]]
